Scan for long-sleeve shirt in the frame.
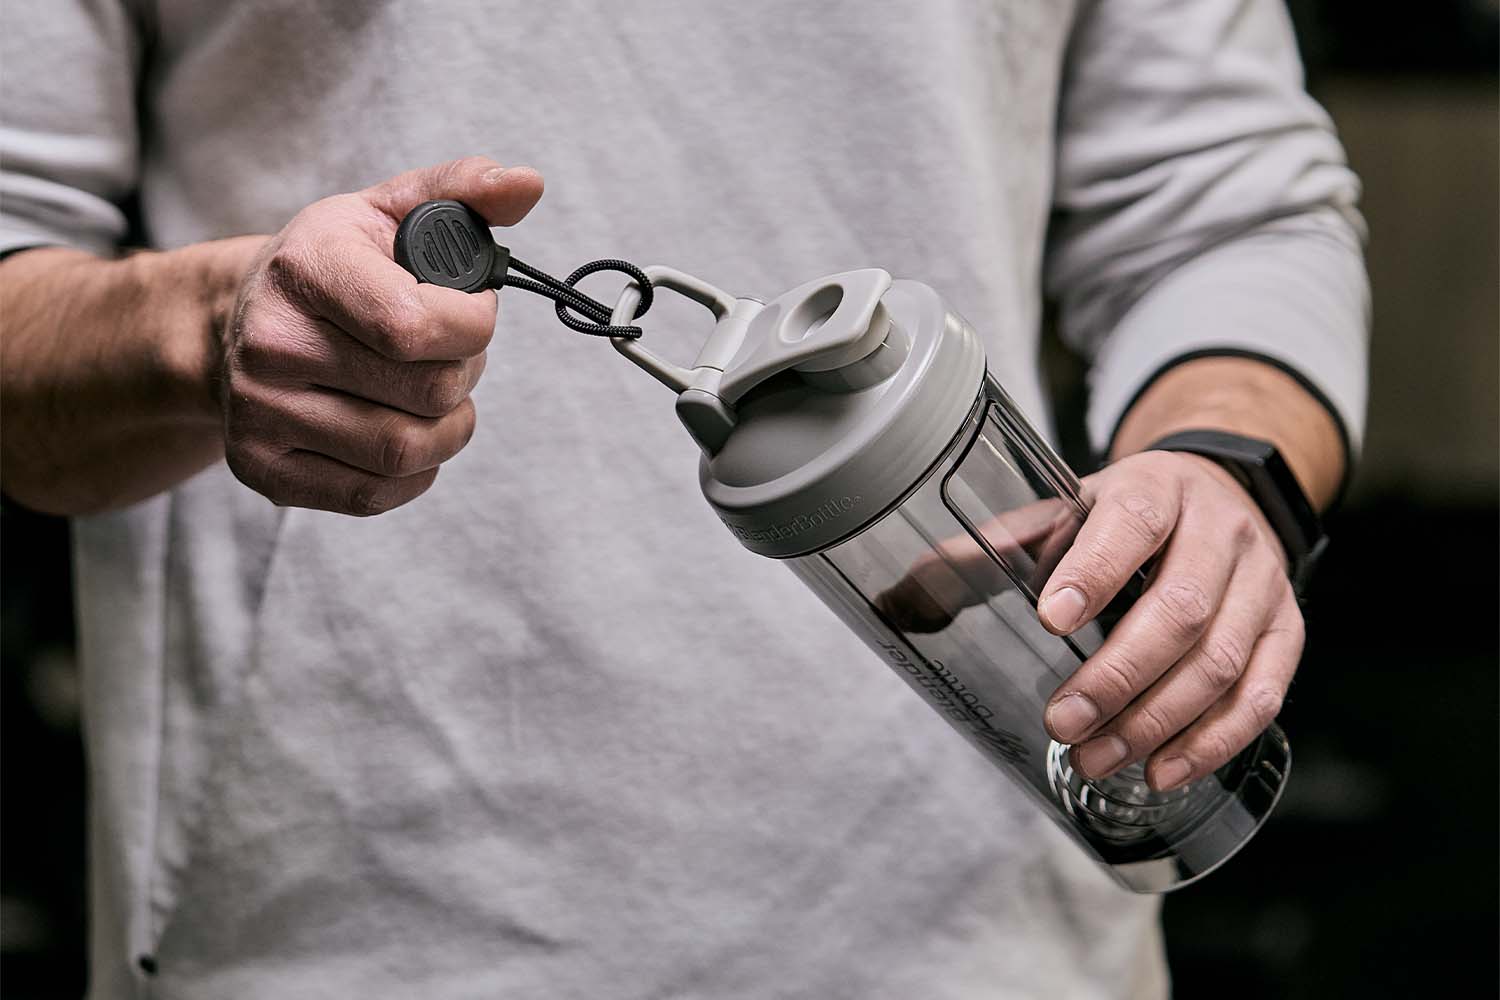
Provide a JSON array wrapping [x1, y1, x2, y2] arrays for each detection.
[[0, 1, 1367, 996]]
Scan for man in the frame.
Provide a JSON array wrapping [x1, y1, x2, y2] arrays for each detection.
[[0, 1, 1366, 996]]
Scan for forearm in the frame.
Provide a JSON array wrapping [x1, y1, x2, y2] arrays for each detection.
[[0, 238, 266, 515], [1109, 355, 1345, 511]]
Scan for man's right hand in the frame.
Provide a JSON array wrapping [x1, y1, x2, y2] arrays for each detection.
[[220, 157, 544, 516]]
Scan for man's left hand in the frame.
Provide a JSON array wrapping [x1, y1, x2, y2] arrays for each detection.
[[1040, 450, 1303, 792]]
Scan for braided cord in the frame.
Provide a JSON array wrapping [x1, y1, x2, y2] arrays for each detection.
[[504, 256, 654, 338]]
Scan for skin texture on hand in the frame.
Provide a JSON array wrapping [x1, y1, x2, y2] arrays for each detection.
[[1039, 450, 1303, 792], [220, 157, 543, 515], [1040, 356, 1344, 792]]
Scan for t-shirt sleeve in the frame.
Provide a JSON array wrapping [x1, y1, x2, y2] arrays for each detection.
[[1044, 0, 1370, 459], [0, 0, 145, 256]]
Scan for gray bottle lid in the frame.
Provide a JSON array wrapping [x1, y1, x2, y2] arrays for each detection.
[[609, 267, 985, 558]]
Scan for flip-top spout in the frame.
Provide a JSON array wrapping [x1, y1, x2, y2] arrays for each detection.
[[608, 268, 911, 455], [715, 269, 905, 404]]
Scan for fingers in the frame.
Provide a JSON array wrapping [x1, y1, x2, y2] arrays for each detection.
[[265, 235, 499, 361], [1142, 597, 1303, 791], [301, 320, 489, 417], [242, 385, 478, 478], [1063, 551, 1287, 784], [1043, 493, 1248, 746], [1037, 463, 1181, 635], [227, 443, 441, 517], [225, 306, 485, 515], [232, 299, 490, 417], [1034, 451, 1303, 792], [362, 156, 545, 228], [223, 384, 473, 514]]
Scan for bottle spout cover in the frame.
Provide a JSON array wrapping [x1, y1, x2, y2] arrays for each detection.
[[698, 273, 986, 558], [714, 269, 902, 402]]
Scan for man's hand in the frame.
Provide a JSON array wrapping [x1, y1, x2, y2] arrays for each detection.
[[1039, 450, 1303, 792], [220, 157, 543, 515]]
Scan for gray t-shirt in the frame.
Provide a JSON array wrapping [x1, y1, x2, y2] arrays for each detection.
[[1, 1, 1368, 997]]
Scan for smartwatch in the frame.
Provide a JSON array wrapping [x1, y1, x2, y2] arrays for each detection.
[[1144, 429, 1328, 598]]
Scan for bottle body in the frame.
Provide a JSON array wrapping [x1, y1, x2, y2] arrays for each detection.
[[787, 373, 1290, 893]]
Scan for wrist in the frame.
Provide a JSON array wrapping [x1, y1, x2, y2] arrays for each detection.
[[1110, 356, 1344, 510], [132, 235, 268, 422]]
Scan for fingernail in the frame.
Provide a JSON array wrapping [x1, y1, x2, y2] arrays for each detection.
[[1040, 586, 1087, 632], [1153, 756, 1192, 791], [1047, 694, 1099, 743], [1077, 734, 1129, 777], [483, 167, 512, 184]]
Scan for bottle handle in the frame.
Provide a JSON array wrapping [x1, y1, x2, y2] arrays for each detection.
[[607, 266, 744, 393]]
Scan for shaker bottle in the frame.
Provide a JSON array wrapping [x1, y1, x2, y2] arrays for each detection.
[[604, 266, 1291, 892]]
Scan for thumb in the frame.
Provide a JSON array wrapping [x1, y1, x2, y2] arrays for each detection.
[[363, 156, 545, 228]]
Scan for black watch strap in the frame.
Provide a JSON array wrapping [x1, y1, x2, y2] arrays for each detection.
[[1144, 430, 1328, 598]]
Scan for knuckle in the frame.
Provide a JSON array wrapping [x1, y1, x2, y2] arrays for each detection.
[[1063, 548, 1129, 599], [1127, 700, 1174, 750], [235, 324, 299, 375], [1266, 603, 1307, 656], [377, 418, 424, 477], [1087, 653, 1143, 708], [263, 463, 303, 508], [232, 449, 295, 506], [1271, 566, 1299, 604], [1229, 512, 1259, 550], [222, 417, 256, 462], [369, 289, 427, 361], [1247, 685, 1285, 729], [222, 444, 261, 491], [1108, 482, 1172, 547], [447, 155, 493, 183], [1155, 578, 1214, 640], [457, 399, 478, 448], [223, 386, 281, 448], [232, 384, 296, 441], [1194, 633, 1248, 691], [348, 477, 397, 517], [232, 326, 273, 369], [264, 238, 316, 291], [1284, 606, 1307, 645], [1196, 728, 1239, 770], [423, 362, 468, 414]]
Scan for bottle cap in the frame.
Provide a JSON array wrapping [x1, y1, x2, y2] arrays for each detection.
[[613, 268, 986, 558]]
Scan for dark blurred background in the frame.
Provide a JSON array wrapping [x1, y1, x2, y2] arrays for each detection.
[[3, 2, 1496, 996]]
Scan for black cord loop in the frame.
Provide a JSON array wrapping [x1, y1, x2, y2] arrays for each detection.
[[505, 256, 653, 338]]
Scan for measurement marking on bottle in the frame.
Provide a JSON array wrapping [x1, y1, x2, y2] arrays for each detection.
[[877, 640, 1029, 765]]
